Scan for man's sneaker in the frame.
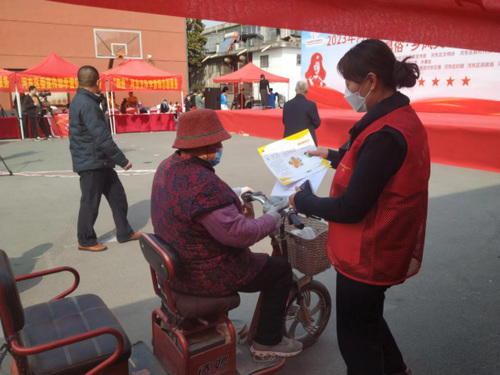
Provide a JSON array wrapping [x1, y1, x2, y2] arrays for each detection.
[[33, 137, 41, 141], [250, 336, 303, 358]]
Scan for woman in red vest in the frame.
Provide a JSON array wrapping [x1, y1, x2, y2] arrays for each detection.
[[290, 39, 430, 375]]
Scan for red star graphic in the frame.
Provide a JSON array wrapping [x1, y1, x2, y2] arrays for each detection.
[[446, 77, 454, 86], [432, 77, 439, 86], [418, 78, 425, 86], [462, 76, 471, 86]]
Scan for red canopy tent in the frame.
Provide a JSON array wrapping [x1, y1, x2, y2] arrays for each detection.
[[13, 52, 80, 138], [15, 52, 79, 93], [101, 59, 183, 133], [49, 0, 500, 53], [213, 62, 289, 108], [213, 63, 289, 84], [0, 69, 16, 93]]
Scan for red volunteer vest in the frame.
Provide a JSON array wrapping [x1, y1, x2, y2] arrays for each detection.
[[328, 105, 430, 285]]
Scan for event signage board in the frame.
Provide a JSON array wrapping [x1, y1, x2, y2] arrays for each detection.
[[18, 76, 79, 92], [0, 74, 13, 92], [301, 32, 500, 115], [110, 77, 181, 91]]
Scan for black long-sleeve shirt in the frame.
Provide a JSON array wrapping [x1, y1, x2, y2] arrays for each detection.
[[294, 92, 410, 223]]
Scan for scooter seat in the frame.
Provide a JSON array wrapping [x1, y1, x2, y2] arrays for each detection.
[[171, 291, 240, 320]]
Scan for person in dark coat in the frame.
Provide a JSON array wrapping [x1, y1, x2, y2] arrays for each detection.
[[22, 86, 50, 140], [160, 98, 169, 113], [69, 65, 140, 252], [259, 74, 270, 109], [282, 80, 321, 144]]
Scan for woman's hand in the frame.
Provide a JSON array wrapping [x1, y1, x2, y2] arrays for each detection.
[[308, 147, 329, 159]]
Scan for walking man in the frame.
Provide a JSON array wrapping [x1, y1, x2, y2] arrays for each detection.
[[69, 65, 140, 252]]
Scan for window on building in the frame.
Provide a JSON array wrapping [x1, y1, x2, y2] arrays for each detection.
[[297, 54, 301, 65], [215, 43, 220, 53], [260, 55, 269, 68]]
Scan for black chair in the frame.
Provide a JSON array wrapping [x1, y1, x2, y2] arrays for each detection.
[[0, 249, 131, 375]]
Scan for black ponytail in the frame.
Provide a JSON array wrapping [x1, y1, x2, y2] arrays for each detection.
[[393, 57, 420, 89], [337, 39, 420, 90]]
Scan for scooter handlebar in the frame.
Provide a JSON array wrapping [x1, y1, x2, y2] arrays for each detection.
[[242, 192, 305, 229], [287, 211, 305, 230]]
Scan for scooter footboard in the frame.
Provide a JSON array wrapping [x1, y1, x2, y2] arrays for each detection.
[[152, 308, 236, 375]]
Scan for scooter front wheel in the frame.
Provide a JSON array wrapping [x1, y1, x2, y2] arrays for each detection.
[[282, 280, 331, 348]]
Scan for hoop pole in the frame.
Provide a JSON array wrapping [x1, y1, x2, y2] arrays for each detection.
[[105, 89, 112, 133], [180, 91, 184, 113], [15, 87, 24, 139]]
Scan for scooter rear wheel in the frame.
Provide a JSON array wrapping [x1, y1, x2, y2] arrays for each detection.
[[282, 280, 332, 348]]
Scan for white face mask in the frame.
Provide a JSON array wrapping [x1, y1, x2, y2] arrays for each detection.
[[344, 78, 371, 113]]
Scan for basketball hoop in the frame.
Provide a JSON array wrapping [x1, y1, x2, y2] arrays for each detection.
[[115, 53, 125, 59]]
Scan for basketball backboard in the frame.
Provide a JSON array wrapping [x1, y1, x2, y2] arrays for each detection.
[[93, 29, 143, 59]]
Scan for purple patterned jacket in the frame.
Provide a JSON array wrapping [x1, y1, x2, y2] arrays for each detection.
[[151, 152, 268, 296]]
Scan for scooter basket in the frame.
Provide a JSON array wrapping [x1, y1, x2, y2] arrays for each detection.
[[284, 217, 330, 276]]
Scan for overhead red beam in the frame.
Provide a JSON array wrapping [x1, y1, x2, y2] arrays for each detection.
[[48, 0, 500, 52]]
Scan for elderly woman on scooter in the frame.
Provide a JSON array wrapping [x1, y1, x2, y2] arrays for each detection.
[[290, 39, 430, 375], [151, 109, 302, 358]]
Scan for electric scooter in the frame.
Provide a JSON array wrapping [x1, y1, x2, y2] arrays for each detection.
[[0, 193, 331, 375]]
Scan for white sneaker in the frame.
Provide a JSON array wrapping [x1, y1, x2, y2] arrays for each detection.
[[250, 336, 303, 358]]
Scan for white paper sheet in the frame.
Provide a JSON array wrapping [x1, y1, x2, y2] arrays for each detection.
[[258, 129, 330, 185], [271, 169, 328, 197]]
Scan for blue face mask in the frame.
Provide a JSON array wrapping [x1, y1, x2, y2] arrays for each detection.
[[208, 148, 223, 167]]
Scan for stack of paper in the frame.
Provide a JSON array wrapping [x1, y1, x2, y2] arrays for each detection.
[[258, 129, 330, 196]]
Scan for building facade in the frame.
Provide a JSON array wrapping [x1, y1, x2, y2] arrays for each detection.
[[0, 0, 188, 112], [194, 23, 301, 106]]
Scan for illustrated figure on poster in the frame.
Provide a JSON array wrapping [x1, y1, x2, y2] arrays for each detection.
[[305, 52, 327, 87]]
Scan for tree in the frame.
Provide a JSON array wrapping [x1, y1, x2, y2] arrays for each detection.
[[186, 18, 207, 75]]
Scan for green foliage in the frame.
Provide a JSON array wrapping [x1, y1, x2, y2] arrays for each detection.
[[186, 18, 207, 74], [190, 83, 205, 92]]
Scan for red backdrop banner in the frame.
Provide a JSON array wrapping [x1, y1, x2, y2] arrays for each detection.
[[49, 0, 500, 53]]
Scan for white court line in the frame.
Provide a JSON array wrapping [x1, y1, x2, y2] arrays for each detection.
[[0, 170, 156, 178]]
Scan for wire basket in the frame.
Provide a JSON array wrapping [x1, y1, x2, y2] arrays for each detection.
[[284, 216, 331, 276]]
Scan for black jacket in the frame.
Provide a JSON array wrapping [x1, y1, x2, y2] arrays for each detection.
[[69, 88, 128, 173], [22, 95, 36, 117], [282, 94, 321, 144], [160, 102, 169, 113]]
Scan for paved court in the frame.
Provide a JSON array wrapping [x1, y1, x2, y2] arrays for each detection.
[[1, 131, 499, 374]]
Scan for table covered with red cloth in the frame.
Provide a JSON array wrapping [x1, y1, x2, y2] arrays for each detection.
[[114, 113, 175, 134], [216, 108, 500, 173], [0, 117, 21, 139], [45, 114, 69, 137]]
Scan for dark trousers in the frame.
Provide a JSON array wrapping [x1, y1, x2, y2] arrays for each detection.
[[36, 114, 50, 137], [77, 168, 134, 246], [260, 89, 269, 109], [239, 257, 293, 345], [23, 114, 50, 138], [336, 272, 407, 375], [25, 115, 38, 138]]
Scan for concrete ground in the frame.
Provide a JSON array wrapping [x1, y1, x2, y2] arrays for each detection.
[[0, 132, 499, 374]]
